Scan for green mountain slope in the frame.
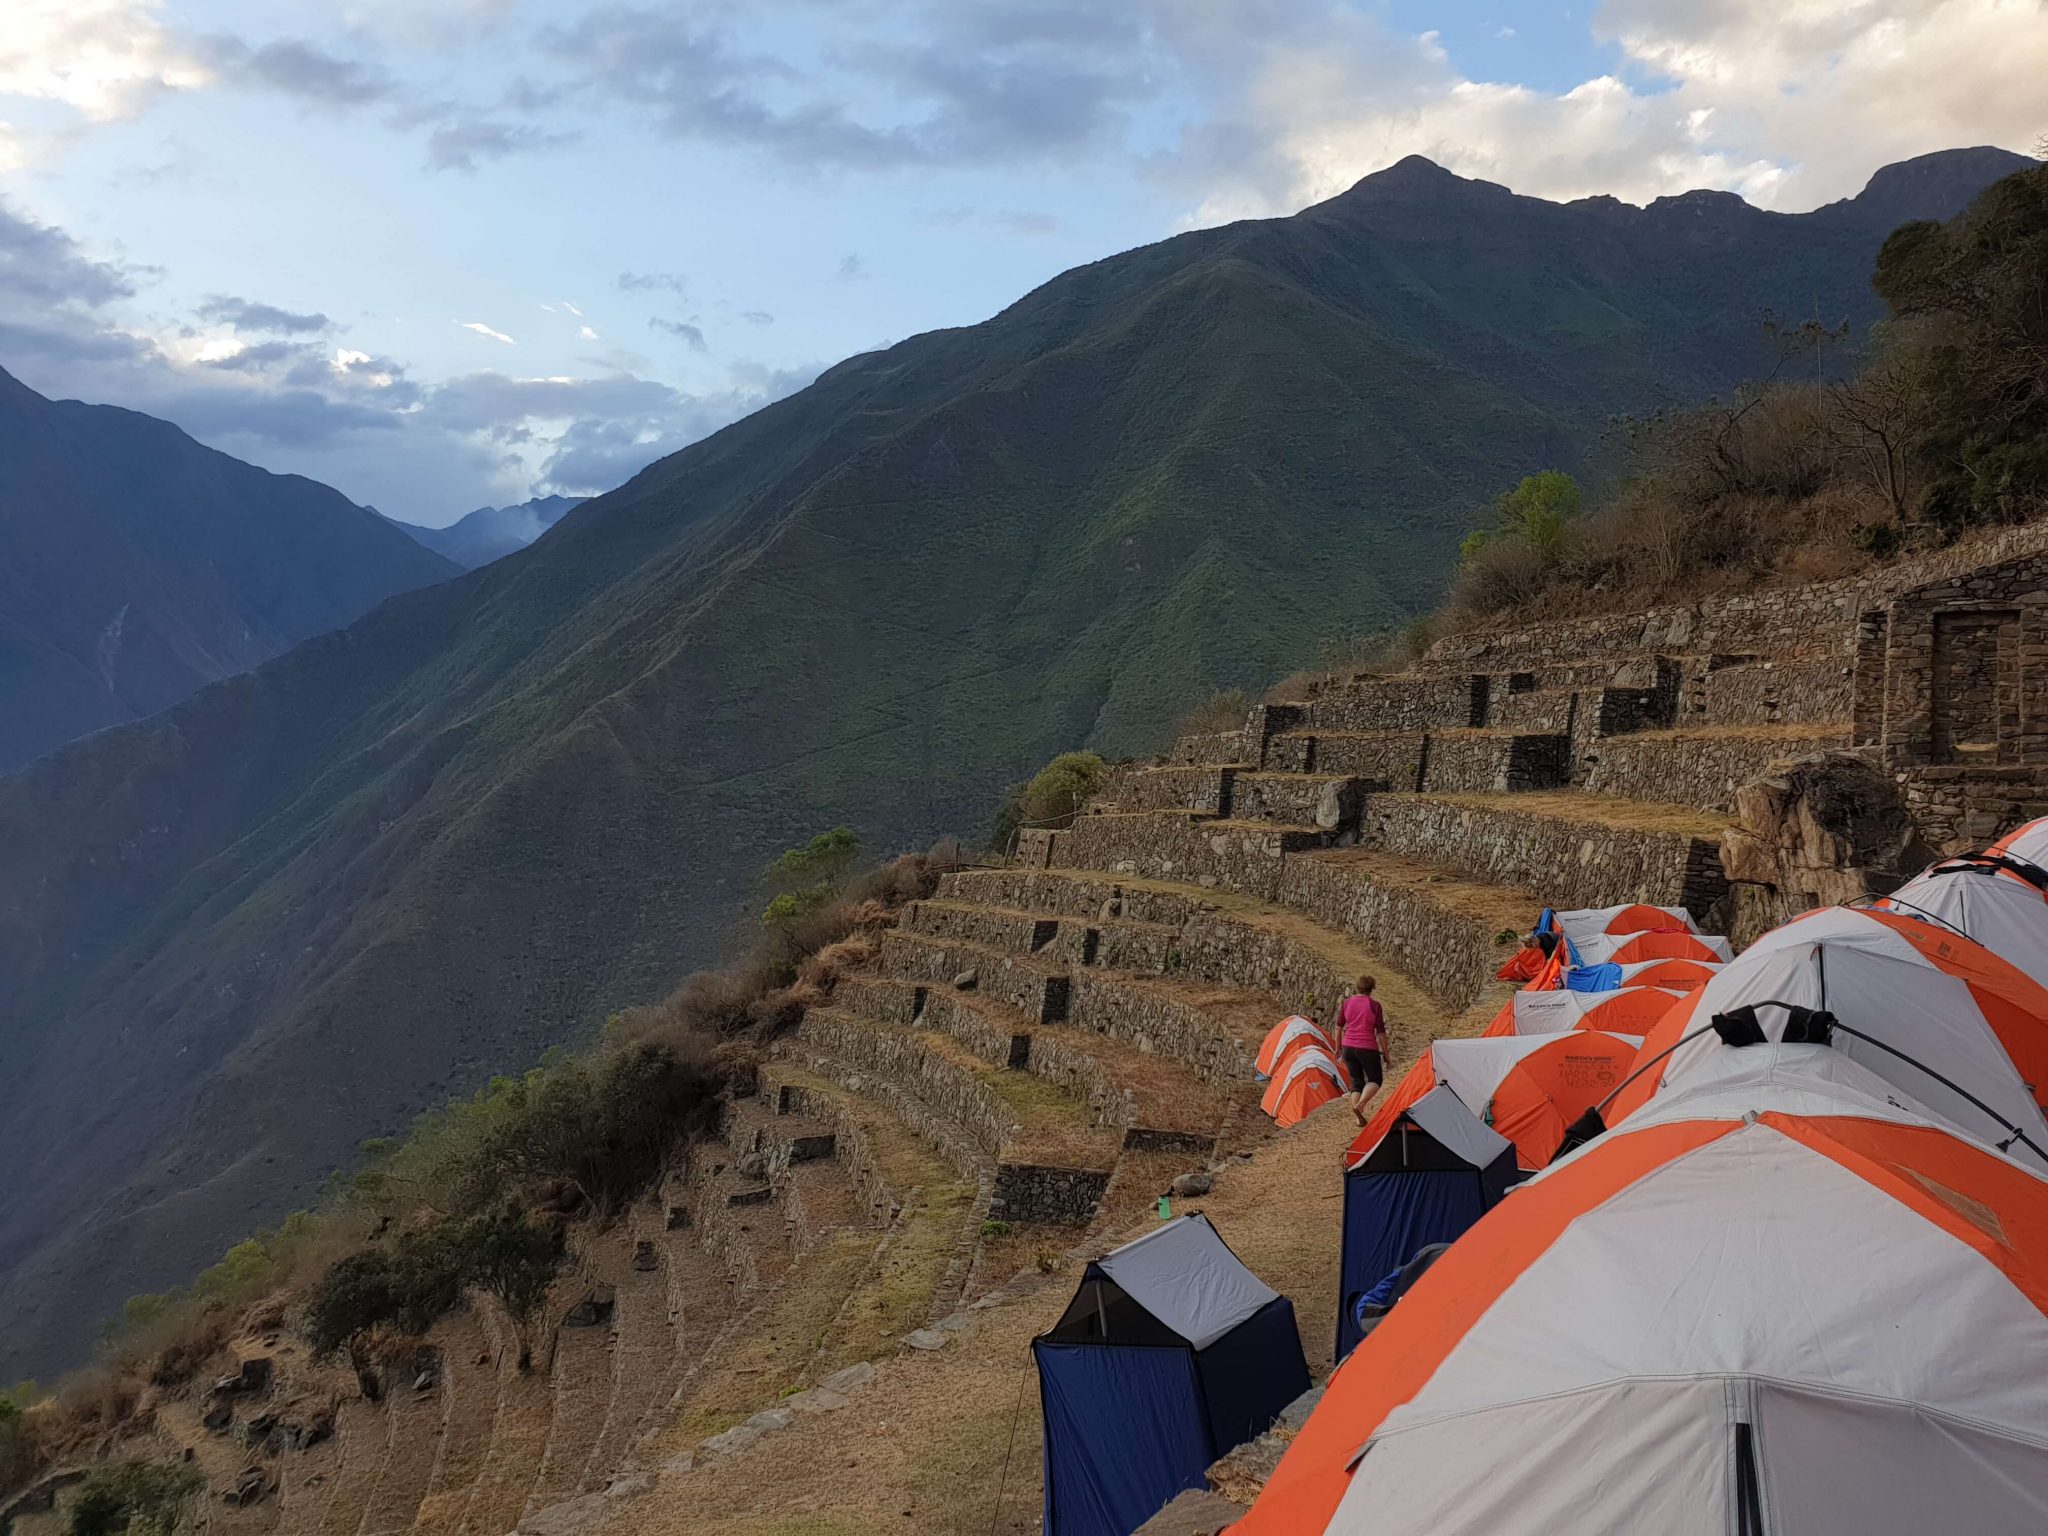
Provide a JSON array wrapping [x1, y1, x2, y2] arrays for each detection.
[[0, 368, 460, 773], [0, 147, 2030, 1375]]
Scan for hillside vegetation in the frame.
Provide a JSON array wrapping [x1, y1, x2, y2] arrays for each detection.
[[0, 147, 2029, 1378], [0, 367, 458, 773]]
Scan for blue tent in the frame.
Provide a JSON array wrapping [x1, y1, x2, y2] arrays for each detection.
[[1337, 1086, 1517, 1360], [1034, 1214, 1309, 1536]]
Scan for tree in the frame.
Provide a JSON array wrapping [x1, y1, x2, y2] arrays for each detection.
[[1825, 352, 1922, 519], [1014, 752, 1108, 835], [1487, 471, 1582, 558], [460, 1208, 565, 1373], [760, 827, 862, 926]]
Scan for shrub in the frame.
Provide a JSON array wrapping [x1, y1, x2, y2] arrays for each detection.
[[301, 1226, 469, 1366], [1017, 752, 1108, 832], [1173, 689, 1250, 739], [67, 1461, 203, 1536], [458, 1208, 565, 1372], [1, 1392, 41, 1494]]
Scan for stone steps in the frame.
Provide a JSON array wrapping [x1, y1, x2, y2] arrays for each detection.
[[410, 1313, 494, 1536], [452, 1301, 552, 1536], [355, 1352, 442, 1536], [876, 928, 1068, 1024], [149, 1396, 281, 1536], [312, 1399, 389, 1536], [575, 1231, 674, 1495], [618, 1184, 735, 1471], [762, 1066, 984, 1326], [519, 1279, 614, 1521], [832, 972, 1230, 1148], [1228, 772, 1359, 828], [1579, 724, 1854, 808], [1358, 790, 1730, 919]]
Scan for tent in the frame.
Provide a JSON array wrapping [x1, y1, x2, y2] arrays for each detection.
[[1255, 1015, 1334, 1079], [1989, 813, 2048, 867], [1034, 1214, 1309, 1536], [1234, 1044, 2048, 1536], [1551, 902, 1699, 959], [1571, 929, 1732, 967], [1607, 905, 2048, 1168], [1483, 984, 1683, 1037], [1337, 1087, 1515, 1360], [1565, 955, 1720, 993], [1261, 1045, 1346, 1128], [1423, 1033, 1643, 1170], [1879, 854, 2048, 991]]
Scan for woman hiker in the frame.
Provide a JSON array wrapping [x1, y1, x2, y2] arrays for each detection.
[[1337, 974, 1389, 1124]]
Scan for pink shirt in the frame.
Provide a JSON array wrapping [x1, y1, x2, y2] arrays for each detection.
[[1339, 994, 1386, 1051]]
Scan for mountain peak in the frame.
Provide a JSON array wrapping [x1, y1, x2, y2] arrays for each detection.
[[1845, 145, 2038, 225]]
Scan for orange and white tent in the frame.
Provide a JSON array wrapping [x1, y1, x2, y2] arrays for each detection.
[[1608, 905, 2048, 1167], [1990, 814, 2048, 868], [1347, 1032, 1643, 1173], [1880, 855, 2048, 992], [1237, 1045, 2048, 1535], [1261, 1045, 1346, 1128], [1572, 928, 1733, 966], [1483, 985, 1683, 1037], [1551, 902, 1699, 955], [1255, 1015, 1334, 1078], [1566, 956, 1720, 993]]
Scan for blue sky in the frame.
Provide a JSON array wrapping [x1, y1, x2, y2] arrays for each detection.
[[2, 0, 2042, 522]]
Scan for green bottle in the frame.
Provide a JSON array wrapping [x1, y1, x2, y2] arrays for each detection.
[[1157, 1195, 1171, 1220]]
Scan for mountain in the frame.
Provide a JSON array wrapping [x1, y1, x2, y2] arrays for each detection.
[[390, 495, 587, 569], [0, 368, 460, 775], [0, 148, 2029, 1376]]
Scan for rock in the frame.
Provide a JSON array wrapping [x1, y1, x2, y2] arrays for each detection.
[[603, 1473, 652, 1500], [699, 1423, 764, 1457], [1312, 779, 1357, 832], [901, 1328, 950, 1351], [201, 1403, 234, 1434], [1132, 1489, 1244, 1536], [819, 1361, 875, 1393], [662, 1452, 696, 1477], [951, 968, 978, 991], [784, 1387, 849, 1414], [223, 1467, 270, 1508], [1170, 1171, 1214, 1198], [520, 1493, 608, 1536], [743, 1406, 794, 1434], [562, 1286, 616, 1328], [632, 1239, 658, 1272], [666, 1204, 691, 1230], [1720, 751, 1932, 942], [412, 1370, 436, 1394], [932, 1313, 972, 1335]]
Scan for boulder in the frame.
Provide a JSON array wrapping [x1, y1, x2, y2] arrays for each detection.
[[1169, 1171, 1214, 1198], [520, 1493, 608, 1536], [951, 968, 978, 991], [819, 1361, 876, 1393], [1720, 751, 1932, 942], [1312, 779, 1358, 832], [201, 1403, 234, 1434]]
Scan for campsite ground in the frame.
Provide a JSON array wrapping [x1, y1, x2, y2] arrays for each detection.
[[607, 1103, 1358, 1536]]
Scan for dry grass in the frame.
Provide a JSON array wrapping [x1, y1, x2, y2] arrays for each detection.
[[1609, 723, 1855, 744], [1409, 789, 1733, 840]]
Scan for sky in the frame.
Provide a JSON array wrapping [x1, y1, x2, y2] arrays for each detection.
[[1, 1, 2043, 524]]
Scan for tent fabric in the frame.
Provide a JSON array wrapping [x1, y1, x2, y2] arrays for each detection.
[[1552, 902, 1699, 957], [1255, 1015, 1333, 1079], [1233, 1048, 2048, 1536], [1035, 1341, 1210, 1536], [1572, 929, 1732, 966], [1338, 1167, 1499, 1360], [1566, 956, 1719, 993], [1427, 1033, 1642, 1170], [1880, 860, 2048, 992], [1192, 1295, 1311, 1452], [1607, 905, 2048, 1167], [1990, 814, 2048, 869], [1094, 1213, 1279, 1351], [1262, 1046, 1346, 1128], [1348, 1083, 1515, 1172], [1487, 985, 1682, 1037]]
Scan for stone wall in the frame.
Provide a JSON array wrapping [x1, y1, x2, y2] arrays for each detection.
[[781, 1039, 994, 1188], [1899, 764, 2048, 853], [1232, 772, 1356, 828], [768, 1076, 912, 1226], [1421, 731, 1569, 793], [1064, 972, 1253, 1087], [1871, 552, 2048, 769], [1694, 658, 1853, 727], [795, 1010, 1014, 1159], [1360, 794, 1727, 917], [1119, 765, 1232, 814], [1264, 730, 1426, 788], [989, 1164, 1110, 1226], [1580, 729, 1853, 808], [1053, 813, 1318, 900], [1167, 729, 1251, 766], [878, 931, 1061, 1022], [1274, 858, 1501, 1015]]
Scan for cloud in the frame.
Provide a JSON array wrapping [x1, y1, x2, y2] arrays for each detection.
[[577, 324, 599, 340], [0, 1, 214, 123], [539, 2, 1152, 170], [618, 271, 689, 296], [204, 36, 394, 106], [836, 254, 866, 280], [0, 197, 136, 309], [1155, 0, 2048, 220], [741, 310, 774, 326], [423, 113, 574, 171], [195, 296, 333, 334], [650, 317, 708, 352], [458, 320, 516, 344]]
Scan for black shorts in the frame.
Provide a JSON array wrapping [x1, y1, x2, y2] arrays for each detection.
[[1341, 1046, 1383, 1090]]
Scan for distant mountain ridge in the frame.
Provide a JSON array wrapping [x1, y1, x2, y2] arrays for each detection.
[[0, 366, 458, 772], [390, 495, 587, 569], [0, 146, 2032, 1376]]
